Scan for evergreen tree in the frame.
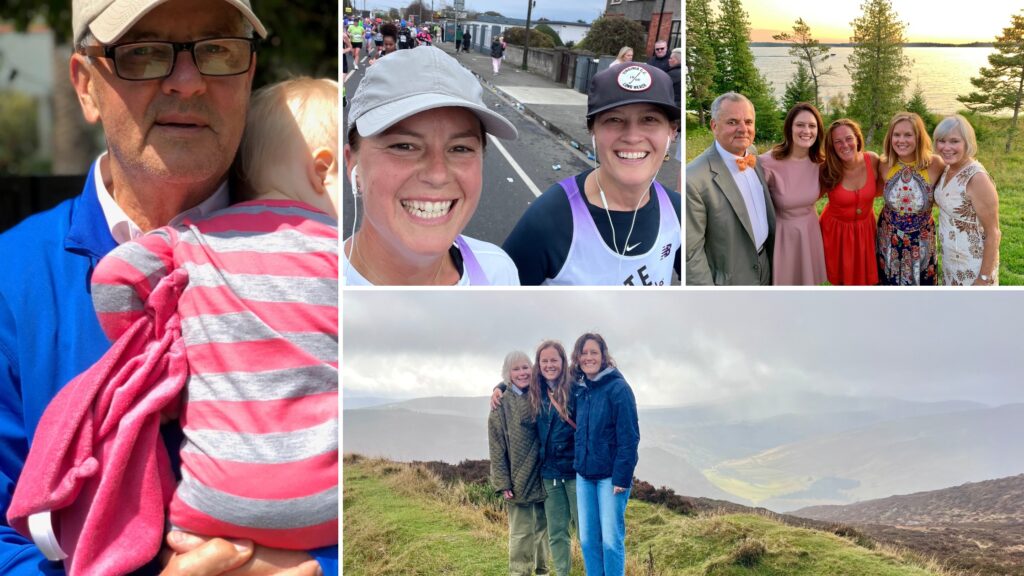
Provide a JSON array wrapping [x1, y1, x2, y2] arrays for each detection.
[[773, 18, 834, 107], [846, 0, 910, 145], [714, 0, 780, 141], [958, 11, 1024, 153], [905, 83, 936, 134], [783, 62, 816, 112], [686, 0, 717, 126]]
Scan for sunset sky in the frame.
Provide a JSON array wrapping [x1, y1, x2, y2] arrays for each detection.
[[744, 0, 1021, 44]]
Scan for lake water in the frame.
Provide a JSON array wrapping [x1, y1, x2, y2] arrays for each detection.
[[753, 46, 996, 116]]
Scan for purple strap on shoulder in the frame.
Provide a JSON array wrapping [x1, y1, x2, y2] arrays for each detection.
[[454, 236, 488, 285], [558, 176, 591, 222]]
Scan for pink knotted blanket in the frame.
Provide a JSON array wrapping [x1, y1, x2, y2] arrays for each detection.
[[7, 268, 189, 576]]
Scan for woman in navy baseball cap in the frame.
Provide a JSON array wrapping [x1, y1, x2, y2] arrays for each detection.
[[502, 62, 682, 286]]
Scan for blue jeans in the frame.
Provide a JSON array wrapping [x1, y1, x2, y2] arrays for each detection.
[[576, 474, 630, 576]]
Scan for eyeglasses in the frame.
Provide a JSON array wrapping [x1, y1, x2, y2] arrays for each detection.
[[655, 47, 667, 52], [78, 37, 258, 81]]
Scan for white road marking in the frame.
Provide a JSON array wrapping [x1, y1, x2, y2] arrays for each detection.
[[488, 134, 543, 198]]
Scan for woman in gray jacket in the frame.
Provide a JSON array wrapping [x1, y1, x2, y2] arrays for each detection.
[[489, 351, 550, 575]]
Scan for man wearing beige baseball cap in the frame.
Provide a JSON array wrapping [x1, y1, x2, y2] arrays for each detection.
[[0, 1, 333, 575]]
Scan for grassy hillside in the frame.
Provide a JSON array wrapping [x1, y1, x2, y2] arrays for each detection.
[[343, 455, 956, 576], [685, 113, 1024, 285]]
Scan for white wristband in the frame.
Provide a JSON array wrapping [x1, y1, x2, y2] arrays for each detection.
[[27, 511, 67, 561]]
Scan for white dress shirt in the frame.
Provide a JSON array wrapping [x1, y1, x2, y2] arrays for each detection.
[[715, 140, 769, 251], [93, 153, 230, 245]]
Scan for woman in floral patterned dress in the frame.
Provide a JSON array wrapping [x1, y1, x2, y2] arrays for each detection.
[[876, 112, 945, 285], [933, 115, 1001, 285]]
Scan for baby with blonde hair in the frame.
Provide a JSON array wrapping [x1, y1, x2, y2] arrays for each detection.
[[10, 77, 340, 576], [239, 76, 340, 216]]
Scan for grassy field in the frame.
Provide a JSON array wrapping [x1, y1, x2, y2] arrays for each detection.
[[685, 114, 1024, 285], [344, 455, 958, 576]]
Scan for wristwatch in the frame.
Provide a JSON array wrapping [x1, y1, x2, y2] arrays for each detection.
[[979, 273, 993, 284]]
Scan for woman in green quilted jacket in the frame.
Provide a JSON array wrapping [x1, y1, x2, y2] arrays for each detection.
[[489, 350, 551, 575]]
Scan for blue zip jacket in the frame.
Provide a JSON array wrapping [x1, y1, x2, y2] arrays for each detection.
[[0, 164, 337, 575], [573, 367, 639, 489], [537, 382, 577, 480]]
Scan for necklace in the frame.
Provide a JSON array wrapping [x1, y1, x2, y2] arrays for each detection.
[[594, 169, 648, 256], [351, 235, 449, 285]]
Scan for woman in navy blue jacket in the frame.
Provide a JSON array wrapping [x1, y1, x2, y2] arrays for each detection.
[[527, 340, 579, 576], [571, 332, 639, 576]]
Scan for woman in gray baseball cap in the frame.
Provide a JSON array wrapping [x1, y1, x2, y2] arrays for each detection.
[[502, 62, 682, 286], [343, 46, 520, 285]]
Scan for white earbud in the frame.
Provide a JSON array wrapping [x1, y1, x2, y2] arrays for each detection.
[[599, 189, 609, 209], [666, 136, 672, 154], [591, 134, 596, 157], [349, 164, 359, 196]]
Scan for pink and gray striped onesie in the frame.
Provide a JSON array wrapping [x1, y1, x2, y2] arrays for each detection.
[[9, 199, 338, 574]]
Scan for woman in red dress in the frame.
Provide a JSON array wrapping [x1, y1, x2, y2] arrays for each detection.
[[819, 119, 881, 285]]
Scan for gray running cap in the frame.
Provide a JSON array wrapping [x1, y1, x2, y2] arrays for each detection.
[[348, 46, 518, 140]]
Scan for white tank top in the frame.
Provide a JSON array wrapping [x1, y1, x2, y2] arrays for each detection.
[[543, 176, 680, 286]]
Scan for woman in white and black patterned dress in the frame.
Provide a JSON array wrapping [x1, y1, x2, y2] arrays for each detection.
[[933, 115, 1001, 285]]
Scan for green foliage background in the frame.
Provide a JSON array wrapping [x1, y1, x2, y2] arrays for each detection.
[[577, 16, 646, 57], [504, 26, 556, 49], [535, 23, 564, 48]]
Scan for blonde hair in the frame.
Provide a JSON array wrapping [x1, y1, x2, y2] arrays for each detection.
[[501, 350, 532, 387], [615, 46, 633, 62], [933, 114, 978, 160], [238, 77, 339, 198], [881, 112, 932, 170]]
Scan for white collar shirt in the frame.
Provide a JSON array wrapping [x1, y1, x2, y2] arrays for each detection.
[[715, 140, 769, 251], [93, 153, 230, 245]]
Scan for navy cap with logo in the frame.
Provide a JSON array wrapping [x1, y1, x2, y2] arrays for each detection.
[[586, 62, 680, 119]]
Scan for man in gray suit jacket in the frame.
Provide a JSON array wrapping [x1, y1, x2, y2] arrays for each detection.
[[686, 92, 776, 285]]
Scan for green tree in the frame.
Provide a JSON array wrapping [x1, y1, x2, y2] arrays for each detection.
[[824, 93, 848, 123], [783, 62, 816, 112], [504, 27, 555, 48], [686, 0, 717, 126], [846, 0, 910, 145], [714, 0, 780, 141], [905, 83, 937, 134], [772, 18, 833, 107], [576, 16, 645, 57], [0, 91, 40, 174], [534, 23, 564, 47], [958, 11, 1024, 153]]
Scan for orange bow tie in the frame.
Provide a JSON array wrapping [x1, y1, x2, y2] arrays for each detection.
[[736, 155, 756, 171]]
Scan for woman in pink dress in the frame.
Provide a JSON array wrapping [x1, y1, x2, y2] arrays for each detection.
[[758, 103, 827, 285], [819, 119, 881, 285]]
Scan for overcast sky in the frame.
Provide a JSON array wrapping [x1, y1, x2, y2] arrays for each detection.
[[344, 290, 1024, 407]]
